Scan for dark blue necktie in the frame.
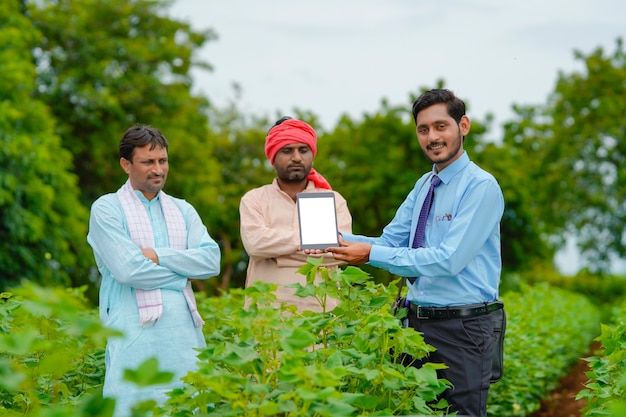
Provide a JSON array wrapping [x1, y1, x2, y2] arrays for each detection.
[[408, 175, 442, 284]]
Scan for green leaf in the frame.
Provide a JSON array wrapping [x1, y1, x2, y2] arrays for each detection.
[[318, 397, 357, 416], [0, 358, 25, 390], [0, 328, 39, 355], [123, 357, 174, 387], [368, 296, 390, 308], [280, 328, 316, 352]]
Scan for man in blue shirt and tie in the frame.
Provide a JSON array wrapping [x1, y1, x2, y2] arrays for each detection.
[[326, 88, 505, 416]]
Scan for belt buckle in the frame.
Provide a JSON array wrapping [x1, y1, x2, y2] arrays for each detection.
[[416, 306, 430, 319]]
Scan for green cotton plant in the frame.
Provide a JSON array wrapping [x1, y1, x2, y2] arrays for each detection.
[[158, 259, 451, 417], [0, 281, 118, 417], [486, 283, 601, 417], [577, 298, 626, 416]]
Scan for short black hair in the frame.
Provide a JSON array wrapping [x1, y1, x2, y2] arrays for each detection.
[[411, 89, 466, 124], [119, 125, 168, 162]]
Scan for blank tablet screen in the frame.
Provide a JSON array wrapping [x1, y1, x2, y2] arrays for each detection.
[[296, 192, 339, 250]]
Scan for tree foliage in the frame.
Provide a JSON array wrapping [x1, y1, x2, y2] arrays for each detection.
[[477, 135, 555, 274], [0, 0, 91, 290], [503, 38, 626, 272], [28, 0, 218, 205], [201, 101, 274, 291], [1, 0, 624, 298], [0, 0, 230, 296]]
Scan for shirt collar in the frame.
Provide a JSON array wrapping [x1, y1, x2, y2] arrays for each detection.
[[134, 189, 161, 205], [271, 177, 317, 191], [431, 151, 470, 185]]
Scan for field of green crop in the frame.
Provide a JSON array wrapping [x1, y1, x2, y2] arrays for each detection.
[[1, 262, 623, 416]]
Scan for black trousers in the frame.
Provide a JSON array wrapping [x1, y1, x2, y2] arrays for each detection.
[[407, 312, 495, 417]]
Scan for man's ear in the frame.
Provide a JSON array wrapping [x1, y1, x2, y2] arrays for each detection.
[[120, 157, 131, 174], [459, 115, 471, 136]]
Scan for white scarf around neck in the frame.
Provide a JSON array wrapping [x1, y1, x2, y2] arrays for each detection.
[[117, 179, 204, 327]]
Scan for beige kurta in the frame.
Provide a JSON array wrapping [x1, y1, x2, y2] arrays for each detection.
[[240, 179, 353, 312]]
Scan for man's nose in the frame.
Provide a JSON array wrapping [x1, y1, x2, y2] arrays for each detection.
[[291, 150, 303, 161], [427, 130, 440, 141]]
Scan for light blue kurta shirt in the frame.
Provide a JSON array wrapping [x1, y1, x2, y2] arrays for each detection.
[[342, 152, 504, 306], [87, 189, 220, 417]]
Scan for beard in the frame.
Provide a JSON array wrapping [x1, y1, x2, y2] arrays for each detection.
[[131, 175, 167, 196], [428, 140, 462, 165], [277, 164, 311, 183]]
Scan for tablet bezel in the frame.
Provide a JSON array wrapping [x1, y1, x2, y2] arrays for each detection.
[[296, 192, 339, 250]]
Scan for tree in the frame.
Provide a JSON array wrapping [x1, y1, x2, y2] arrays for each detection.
[[504, 38, 626, 273], [28, 0, 218, 205], [23, 0, 233, 294], [201, 98, 274, 291], [0, 0, 92, 292], [475, 135, 555, 275]]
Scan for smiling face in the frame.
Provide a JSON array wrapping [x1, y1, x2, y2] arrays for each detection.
[[415, 103, 470, 172], [120, 144, 169, 200], [273, 143, 313, 184]]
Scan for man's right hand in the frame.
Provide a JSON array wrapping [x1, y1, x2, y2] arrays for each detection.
[[325, 236, 371, 265]]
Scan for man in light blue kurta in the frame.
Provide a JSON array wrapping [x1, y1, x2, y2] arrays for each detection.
[[87, 125, 221, 417]]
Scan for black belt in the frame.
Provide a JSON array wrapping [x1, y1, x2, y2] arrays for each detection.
[[408, 301, 503, 320]]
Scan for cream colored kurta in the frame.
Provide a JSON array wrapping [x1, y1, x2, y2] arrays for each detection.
[[240, 179, 352, 312]]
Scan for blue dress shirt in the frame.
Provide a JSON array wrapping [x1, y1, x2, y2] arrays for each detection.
[[342, 152, 504, 306]]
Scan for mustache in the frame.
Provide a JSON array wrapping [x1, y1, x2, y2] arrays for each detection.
[[287, 163, 305, 169]]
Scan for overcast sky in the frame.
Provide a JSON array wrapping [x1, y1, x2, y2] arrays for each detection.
[[169, 0, 626, 273], [170, 0, 625, 135]]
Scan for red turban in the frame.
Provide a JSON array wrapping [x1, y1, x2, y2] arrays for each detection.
[[265, 119, 332, 190]]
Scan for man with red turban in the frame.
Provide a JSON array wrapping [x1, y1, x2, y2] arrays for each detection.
[[239, 117, 352, 312]]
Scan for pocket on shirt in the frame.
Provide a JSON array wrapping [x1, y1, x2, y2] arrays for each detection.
[[431, 215, 452, 244]]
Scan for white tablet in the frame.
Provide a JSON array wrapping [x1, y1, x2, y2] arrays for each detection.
[[296, 192, 339, 250]]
